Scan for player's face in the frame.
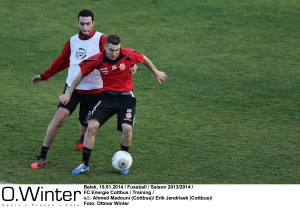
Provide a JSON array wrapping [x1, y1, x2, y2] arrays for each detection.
[[105, 43, 121, 60], [78, 16, 94, 36]]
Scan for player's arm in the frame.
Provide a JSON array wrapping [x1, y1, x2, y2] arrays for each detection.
[[59, 55, 100, 104], [142, 55, 167, 84], [99, 35, 107, 52], [31, 41, 71, 85]]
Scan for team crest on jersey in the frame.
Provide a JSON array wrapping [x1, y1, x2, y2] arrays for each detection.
[[76, 48, 87, 60], [119, 63, 126, 70]]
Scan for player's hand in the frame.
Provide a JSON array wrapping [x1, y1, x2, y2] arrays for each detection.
[[31, 75, 42, 85], [129, 64, 138, 74], [59, 93, 71, 105], [155, 71, 167, 84]]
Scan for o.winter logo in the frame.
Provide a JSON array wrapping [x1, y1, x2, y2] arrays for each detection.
[[1, 186, 81, 202], [76, 48, 87, 60]]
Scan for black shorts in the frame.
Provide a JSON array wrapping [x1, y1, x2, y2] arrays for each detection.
[[57, 84, 100, 127], [90, 91, 136, 131]]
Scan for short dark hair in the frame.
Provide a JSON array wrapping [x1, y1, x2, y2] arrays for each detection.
[[78, 9, 94, 21], [106, 34, 121, 45]]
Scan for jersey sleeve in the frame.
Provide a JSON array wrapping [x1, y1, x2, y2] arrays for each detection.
[[41, 40, 71, 80], [128, 50, 145, 64], [79, 53, 102, 76], [99, 35, 107, 52]]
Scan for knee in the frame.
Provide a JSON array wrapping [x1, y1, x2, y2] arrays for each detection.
[[122, 124, 132, 135], [56, 113, 68, 123], [87, 120, 100, 133], [53, 109, 69, 125]]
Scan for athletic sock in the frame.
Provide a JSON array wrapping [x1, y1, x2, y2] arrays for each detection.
[[120, 145, 129, 152], [40, 146, 49, 159], [82, 147, 92, 166], [79, 135, 84, 143]]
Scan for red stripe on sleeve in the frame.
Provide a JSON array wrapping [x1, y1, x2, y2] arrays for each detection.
[[99, 35, 107, 52]]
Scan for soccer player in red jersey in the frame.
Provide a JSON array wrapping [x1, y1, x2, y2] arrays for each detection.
[[60, 33, 167, 175]]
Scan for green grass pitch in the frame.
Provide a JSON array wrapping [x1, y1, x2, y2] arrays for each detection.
[[0, 0, 299, 184]]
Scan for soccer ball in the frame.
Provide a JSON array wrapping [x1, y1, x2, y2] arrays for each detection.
[[112, 151, 133, 171]]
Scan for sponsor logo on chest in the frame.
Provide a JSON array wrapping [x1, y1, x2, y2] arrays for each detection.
[[76, 48, 87, 60]]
